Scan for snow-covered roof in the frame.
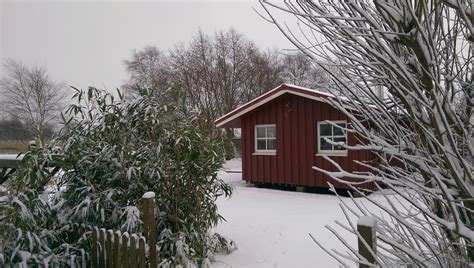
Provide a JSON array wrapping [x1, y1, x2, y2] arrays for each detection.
[[215, 83, 350, 128]]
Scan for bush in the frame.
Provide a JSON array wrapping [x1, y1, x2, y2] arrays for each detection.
[[0, 87, 233, 266]]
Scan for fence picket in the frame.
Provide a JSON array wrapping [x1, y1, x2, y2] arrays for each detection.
[[138, 237, 146, 268], [99, 228, 107, 267], [114, 230, 121, 268], [121, 233, 129, 268], [106, 230, 114, 268], [130, 234, 138, 268], [92, 227, 99, 267]]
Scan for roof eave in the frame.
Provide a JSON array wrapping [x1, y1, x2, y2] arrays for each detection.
[[214, 83, 353, 128]]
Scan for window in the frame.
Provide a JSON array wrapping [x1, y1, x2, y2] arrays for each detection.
[[255, 125, 276, 154], [317, 121, 347, 156]]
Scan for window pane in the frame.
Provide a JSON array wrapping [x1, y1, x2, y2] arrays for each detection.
[[333, 124, 345, 136], [333, 137, 346, 150], [320, 138, 332, 151], [257, 139, 266, 150], [267, 139, 276, 150], [256, 127, 265, 138], [320, 123, 331, 136], [266, 126, 276, 138], [337, 123, 346, 129]]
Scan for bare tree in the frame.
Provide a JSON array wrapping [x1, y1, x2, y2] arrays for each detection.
[[280, 52, 333, 89], [123, 30, 335, 119], [261, 0, 473, 266], [169, 29, 264, 123], [243, 48, 283, 101], [169, 29, 270, 158], [0, 59, 66, 147], [123, 28, 335, 158], [123, 46, 172, 101]]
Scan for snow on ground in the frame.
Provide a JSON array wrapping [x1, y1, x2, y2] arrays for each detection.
[[212, 158, 388, 268]]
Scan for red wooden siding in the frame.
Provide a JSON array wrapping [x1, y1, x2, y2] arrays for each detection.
[[241, 93, 375, 190]]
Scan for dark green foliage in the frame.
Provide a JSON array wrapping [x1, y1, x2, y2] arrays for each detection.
[[0, 149, 78, 266], [58, 86, 233, 264], [0, 86, 233, 266]]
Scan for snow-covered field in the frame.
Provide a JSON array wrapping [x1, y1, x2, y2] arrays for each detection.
[[212, 158, 387, 268]]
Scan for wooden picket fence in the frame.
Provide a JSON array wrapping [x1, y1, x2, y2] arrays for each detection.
[[72, 193, 158, 267], [90, 227, 149, 268], [0, 155, 160, 267]]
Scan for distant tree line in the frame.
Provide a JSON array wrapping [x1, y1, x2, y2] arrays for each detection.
[[123, 28, 338, 157], [124, 29, 334, 119], [0, 118, 54, 142]]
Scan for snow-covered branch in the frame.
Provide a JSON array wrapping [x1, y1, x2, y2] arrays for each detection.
[[261, 0, 473, 265]]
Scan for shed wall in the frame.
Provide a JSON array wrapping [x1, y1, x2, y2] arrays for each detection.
[[241, 93, 375, 190]]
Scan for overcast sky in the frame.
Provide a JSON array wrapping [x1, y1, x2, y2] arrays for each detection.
[[1, 0, 296, 91]]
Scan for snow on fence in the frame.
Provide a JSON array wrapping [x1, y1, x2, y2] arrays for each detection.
[[70, 193, 158, 267]]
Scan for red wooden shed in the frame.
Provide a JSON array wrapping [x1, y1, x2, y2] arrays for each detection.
[[215, 84, 375, 190]]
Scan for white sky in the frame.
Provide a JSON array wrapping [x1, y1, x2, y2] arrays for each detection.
[[1, 0, 296, 91]]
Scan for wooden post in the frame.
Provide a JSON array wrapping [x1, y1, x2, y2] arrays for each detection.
[[114, 231, 121, 268], [106, 229, 114, 268], [99, 228, 107, 268], [142, 191, 157, 267], [130, 234, 138, 268], [357, 216, 377, 268], [138, 237, 146, 268], [121, 233, 129, 268], [92, 227, 99, 268]]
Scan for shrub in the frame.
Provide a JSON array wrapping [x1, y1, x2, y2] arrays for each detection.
[[0, 87, 233, 266]]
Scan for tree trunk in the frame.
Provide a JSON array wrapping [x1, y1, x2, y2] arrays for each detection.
[[224, 128, 234, 160]]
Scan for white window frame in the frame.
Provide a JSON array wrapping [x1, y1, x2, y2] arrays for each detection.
[[254, 124, 276, 155], [317, 120, 348, 157]]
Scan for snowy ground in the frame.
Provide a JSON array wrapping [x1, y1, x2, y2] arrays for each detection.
[[212, 158, 388, 268]]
